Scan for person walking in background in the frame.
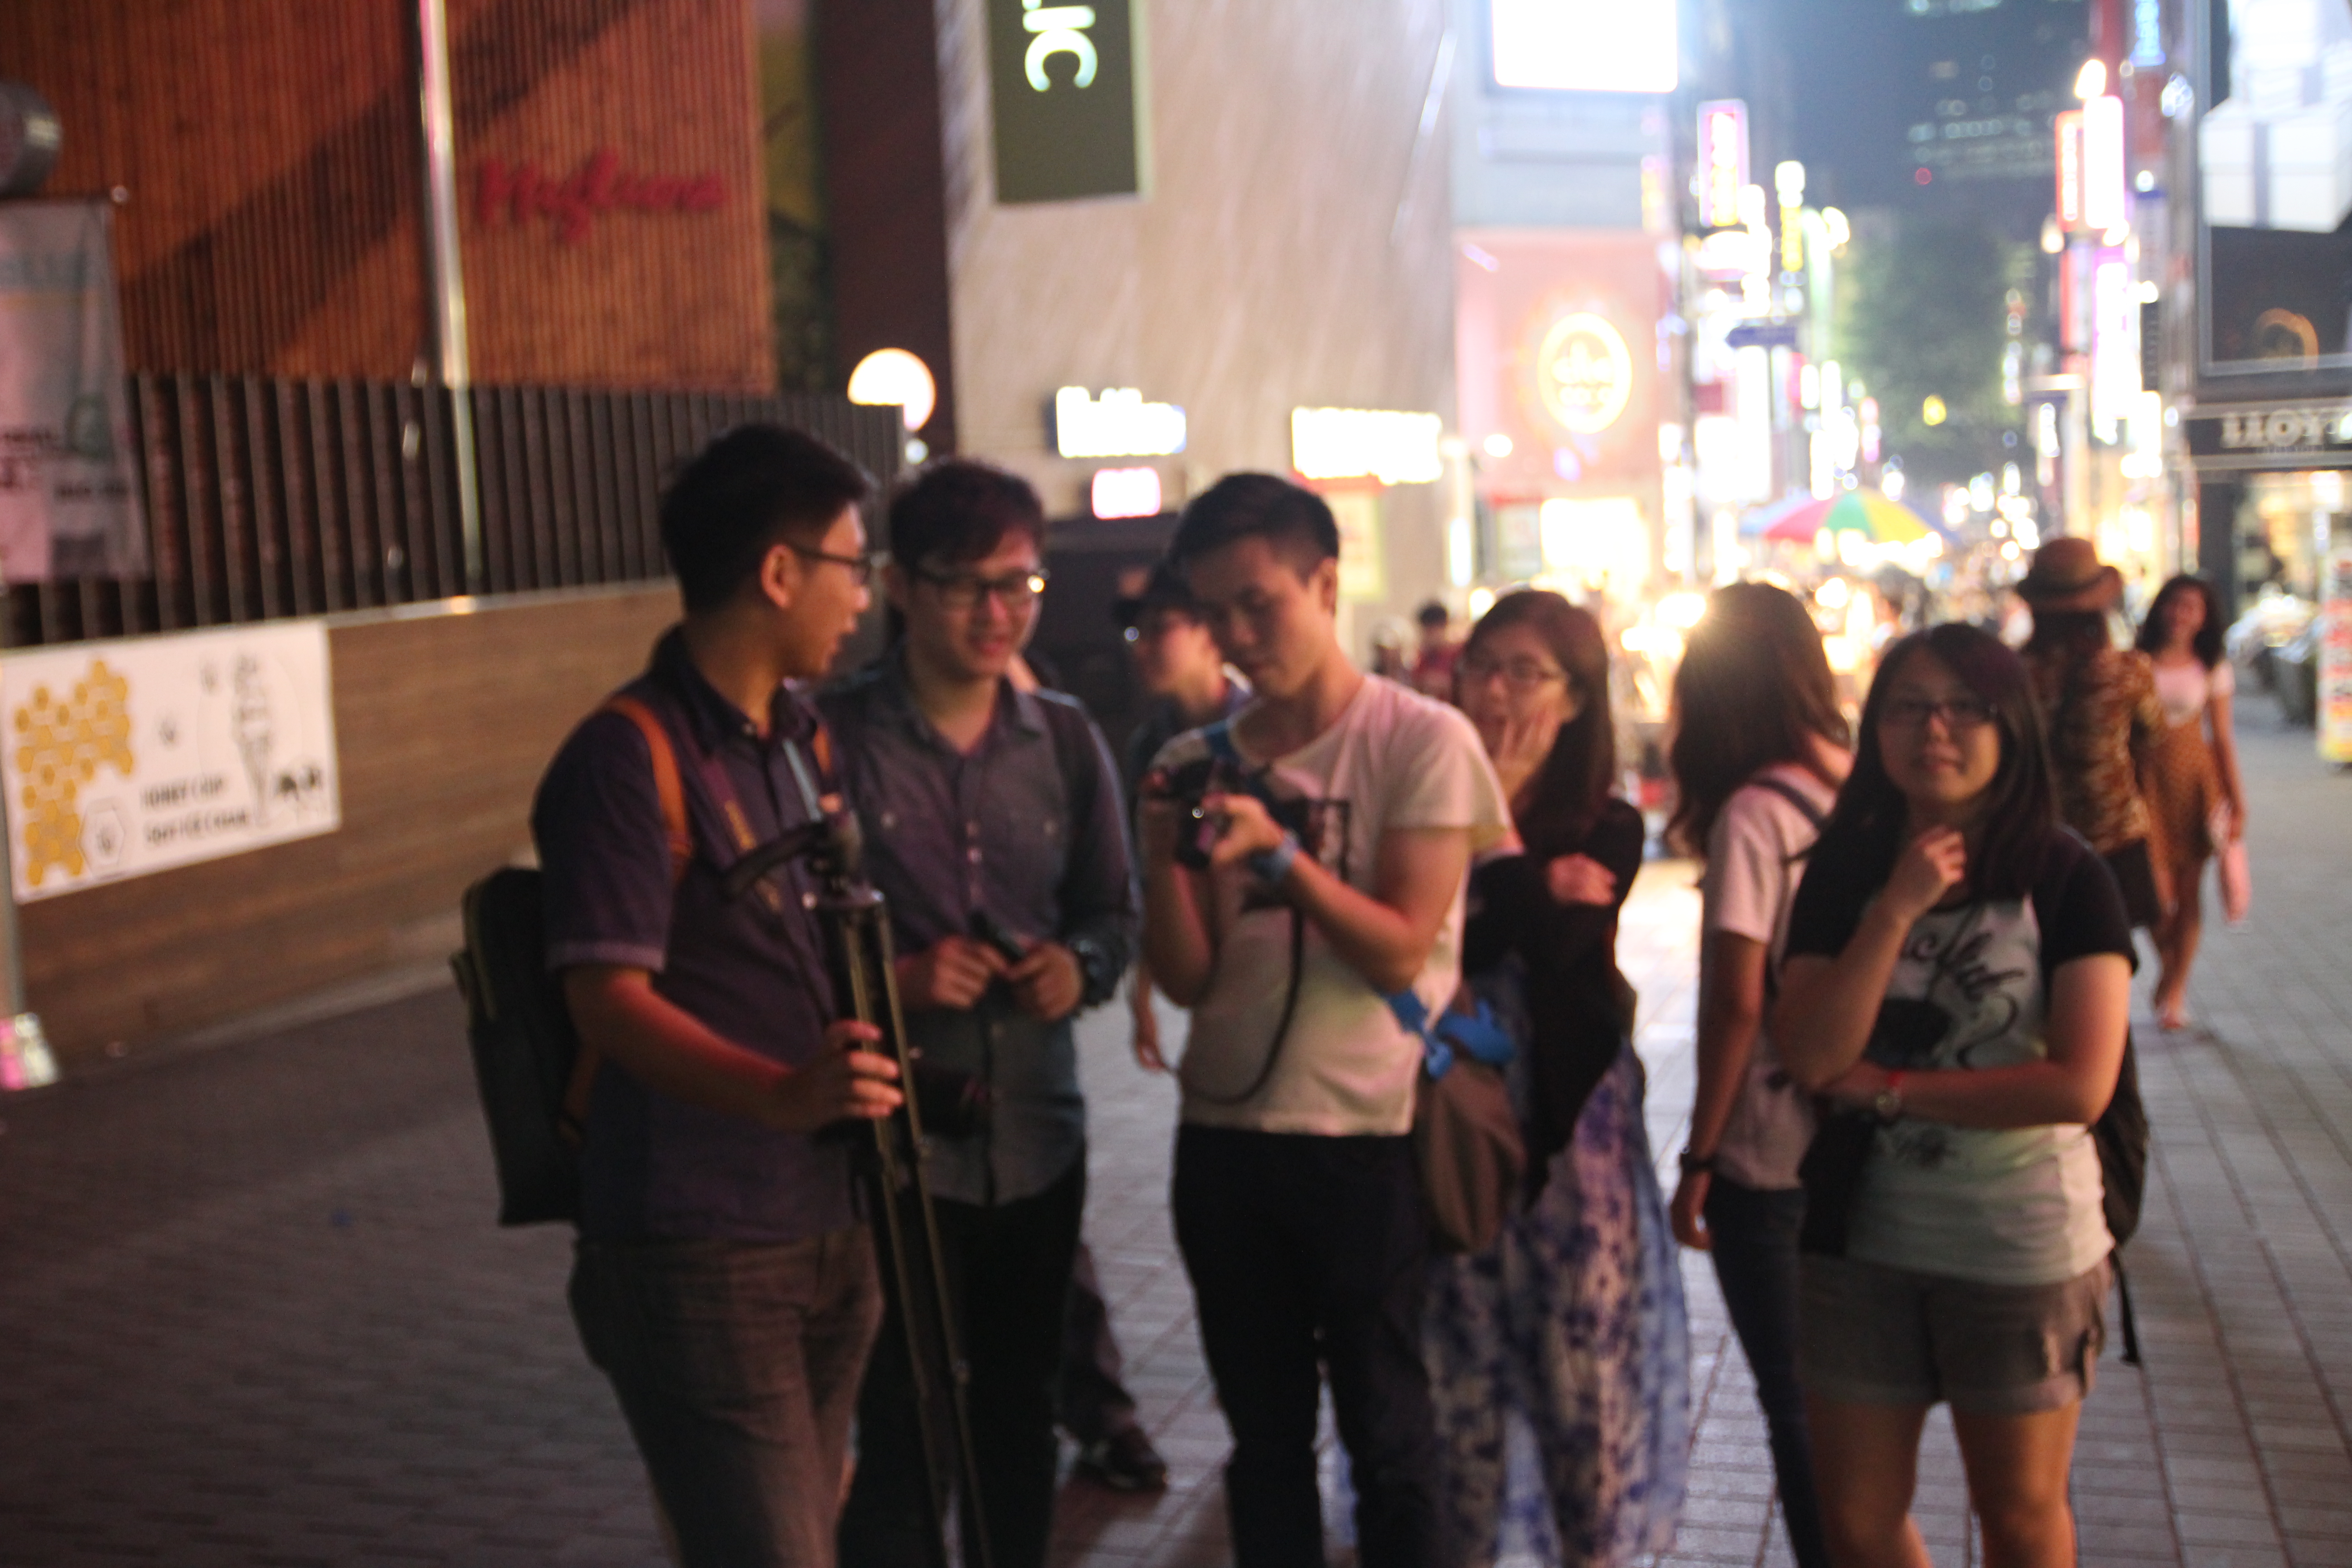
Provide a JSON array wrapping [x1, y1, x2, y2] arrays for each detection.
[[2016, 539, 2169, 931], [1663, 583, 1851, 1568], [1425, 590, 1690, 1566], [1774, 624, 2133, 1568], [1139, 475, 1509, 1568], [2134, 575, 2249, 1031], [1410, 599, 1460, 698]]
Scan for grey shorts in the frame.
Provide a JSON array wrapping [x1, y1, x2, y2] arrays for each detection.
[[1797, 1254, 2110, 1415]]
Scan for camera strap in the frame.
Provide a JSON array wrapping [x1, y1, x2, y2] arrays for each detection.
[[1182, 720, 1307, 1108]]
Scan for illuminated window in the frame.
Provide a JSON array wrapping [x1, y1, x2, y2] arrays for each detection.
[[1490, 0, 1679, 95]]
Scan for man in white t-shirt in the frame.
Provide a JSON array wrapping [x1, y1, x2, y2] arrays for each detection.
[[1137, 474, 1509, 1568]]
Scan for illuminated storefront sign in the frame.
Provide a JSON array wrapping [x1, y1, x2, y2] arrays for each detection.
[[2091, 252, 2138, 429], [2082, 94, 2127, 233], [1697, 100, 1748, 230], [2055, 109, 2085, 229], [1052, 386, 1186, 459], [1089, 466, 1162, 519], [1534, 313, 1634, 436], [987, 0, 1145, 202], [1290, 407, 1443, 485], [1489, 0, 1678, 94]]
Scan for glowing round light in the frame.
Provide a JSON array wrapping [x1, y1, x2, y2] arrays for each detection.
[[1657, 590, 1708, 630], [1921, 395, 1949, 427], [1533, 312, 1633, 436], [847, 348, 937, 432], [2074, 59, 2107, 101], [1467, 586, 1497, 621], [1482, 432, 1514, 459]]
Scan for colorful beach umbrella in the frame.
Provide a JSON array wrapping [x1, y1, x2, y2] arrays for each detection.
[[1761, 488, 1939, 544]]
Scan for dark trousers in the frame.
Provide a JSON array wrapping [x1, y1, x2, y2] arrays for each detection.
[[1172, 1125, 1441, 1568], [1057, 1240, 1139, 1444], [569, 1229, 882, 1568], [1704, 1177, 1830, 1568], [838, 1156, 1086, 1568]]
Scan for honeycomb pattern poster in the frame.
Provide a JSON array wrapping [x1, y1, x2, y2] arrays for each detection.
[[0, 622, 339, 902]]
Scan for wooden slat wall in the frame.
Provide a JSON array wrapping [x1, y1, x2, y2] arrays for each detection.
[[18, 588, 678, 1059], [0, 0, 773, 390], [4, 378, 905, 649], [452, 0, 773, 391]]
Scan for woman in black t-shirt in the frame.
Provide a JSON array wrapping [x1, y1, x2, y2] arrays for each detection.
[[1772, 624, 2132, 1568]]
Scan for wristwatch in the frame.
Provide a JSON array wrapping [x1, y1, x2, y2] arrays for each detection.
[[1068, 934, 1118, 1009], [1677, 1148, 1717, 1176], [1872, 1070, 1907, 1124]]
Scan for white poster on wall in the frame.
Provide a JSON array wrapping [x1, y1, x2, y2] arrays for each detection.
[[0, 622, 340, 902], [0, 199, 148, 581]]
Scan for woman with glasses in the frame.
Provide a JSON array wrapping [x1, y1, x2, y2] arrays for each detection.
[[2133, 575, 2248, 1030], [1663, 583, 1850, 1568], [1426, 590, 1689, 1567], [1774, 624, 2132, 1568]]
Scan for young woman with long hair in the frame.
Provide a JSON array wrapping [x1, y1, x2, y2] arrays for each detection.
[[1664, 582, 1851, 1568], [1425, 590, 1689, 1567], [1774, 624, 2133, 1568], [2133, 575, 2249, 1029]]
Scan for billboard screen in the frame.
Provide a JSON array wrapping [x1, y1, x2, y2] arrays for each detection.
[[1489, 0, 1678, 95], [2197, 0, 2352, 377]]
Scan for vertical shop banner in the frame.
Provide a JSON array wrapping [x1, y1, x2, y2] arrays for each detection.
[[2321, 535, 2352, 764], [0, 200, 147, 582], [987, 0, 1147, 202], [0, 622, 340, 902]]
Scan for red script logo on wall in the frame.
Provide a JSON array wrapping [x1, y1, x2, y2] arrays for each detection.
[[474, 148, 727, 244]]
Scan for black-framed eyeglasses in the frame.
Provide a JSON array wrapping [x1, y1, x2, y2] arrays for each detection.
[[915, 566, 1050, 612], [1458, 653, 1567, 691], [789, 542, 887, 587], [1882, 695, 1995, 732]]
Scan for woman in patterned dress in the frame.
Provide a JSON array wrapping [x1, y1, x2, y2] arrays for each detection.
[[1425, 590, 1690, 1567], [2015, 539, 2169, 930], [2133, 575, 2249, 1030]]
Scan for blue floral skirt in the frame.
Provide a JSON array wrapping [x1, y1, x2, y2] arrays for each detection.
[[1424, 1040, 1692, 1566]]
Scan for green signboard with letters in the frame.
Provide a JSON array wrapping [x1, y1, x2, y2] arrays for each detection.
[[987, 0, 1147, 203]]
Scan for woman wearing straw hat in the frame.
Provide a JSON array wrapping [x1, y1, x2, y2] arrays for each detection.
[[2015, 538, 2170, 930]]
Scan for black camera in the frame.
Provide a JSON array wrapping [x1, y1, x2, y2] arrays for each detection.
[[1157, 755, 1313, 871]]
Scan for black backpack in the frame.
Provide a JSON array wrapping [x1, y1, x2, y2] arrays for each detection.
[[450, 696, 687, 1226]]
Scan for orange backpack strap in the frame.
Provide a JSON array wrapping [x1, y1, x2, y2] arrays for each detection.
[[603, 695, 691, 885], [561, 693, 692, 1141]]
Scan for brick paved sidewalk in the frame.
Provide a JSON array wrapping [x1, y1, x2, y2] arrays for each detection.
[[0, 706, 2344, 1566]]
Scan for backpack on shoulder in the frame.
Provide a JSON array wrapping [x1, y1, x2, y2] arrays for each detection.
[[450, 696, 688, 1227]]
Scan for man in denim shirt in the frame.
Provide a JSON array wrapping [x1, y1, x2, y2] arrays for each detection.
[[822, 461, 1134, 1568], [533, 426, 903, 1568]]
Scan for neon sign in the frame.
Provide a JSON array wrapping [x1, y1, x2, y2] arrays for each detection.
[[1698, 100, 1748, 230], [1534, 314, 1634, 436], [1290, 408, 1444, 485], [1053, 387, 1186, 459], [1022, 2, 1098, 90]]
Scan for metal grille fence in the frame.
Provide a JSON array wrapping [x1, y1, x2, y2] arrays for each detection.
[[3, 378, 904, 648]]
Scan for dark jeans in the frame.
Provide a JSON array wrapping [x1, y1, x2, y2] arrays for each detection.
[[838, 1155, 1086, 1568], [1057, 1240, 1139, 1444], [1704, 1177, 1830, 1568], [569, 1228, 882, 1568], [1172, 1125, 1441, 1568]]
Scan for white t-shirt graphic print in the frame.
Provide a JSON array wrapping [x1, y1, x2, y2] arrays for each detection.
[[1153, 676, 1510, 1137]]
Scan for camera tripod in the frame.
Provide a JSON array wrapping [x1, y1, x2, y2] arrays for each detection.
[[725, 810, 991, 1568]]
